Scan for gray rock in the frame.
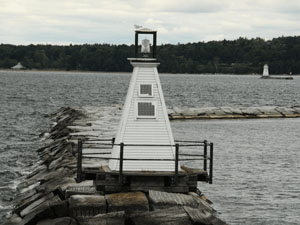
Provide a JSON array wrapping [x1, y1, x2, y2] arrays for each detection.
[[258, 106, 279, 115], [69, 195, 106, 217], [229, 108, 243, 115], [220, 107, 233, 114], [4, 214, 22, 225], [37, 217, 77, 225], [212, 108, 227, 116], [106, 192, 149, 214], [131, 206, 192, 225], [275, 107, 296, 116], [78, 211, 125, 225], [149, 190, 198, 209], [184, 206, 228, 225], [292, 107, 300, 114], [240, 107, 262, 115]]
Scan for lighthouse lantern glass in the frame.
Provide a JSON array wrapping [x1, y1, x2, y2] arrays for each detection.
[[141, 38, 150, 54]]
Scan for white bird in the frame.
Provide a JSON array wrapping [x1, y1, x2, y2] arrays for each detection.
[[134, 24, 143, 30]]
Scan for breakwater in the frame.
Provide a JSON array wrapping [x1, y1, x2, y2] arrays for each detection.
[[6, 105, 299, 224], [6, 106, 227, 225], [168, 106, 300, 120]]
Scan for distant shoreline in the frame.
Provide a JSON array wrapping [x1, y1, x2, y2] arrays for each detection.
[[1, 69, 299, 76]]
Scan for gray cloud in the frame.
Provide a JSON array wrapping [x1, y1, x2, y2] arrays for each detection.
[[0, 0, 299, 45]]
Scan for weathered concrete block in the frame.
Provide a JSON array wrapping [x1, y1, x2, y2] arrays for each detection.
[[229, 107, 243, 115], [77, 211, 125, 225], [240, 107, 262, 115], [183, 206, 213, 224], [259, 106, 279, 115], [20, 192, 55, 217], [50, 200, 69, 218], [187, 108, 207, 116], [25, 164, 48, 179], [275, 107, 296, 116], [131, 206, 192, 225], [203, 107, 219, 115], [292, 107, 300, 114], [36, 177, 76, 194], [37, 217, 77, 225], [4, 213, 22, 225], [106, 192, 149, 214], [17, 182, 40, 194], [148, 190, 198, 210], [41, 167, 73, 182], [69, 195, 106, 217], [167, 108, 176, 115], [220, 107, 233, 114], [188, 192, 216, 213], [183, 206, 228, 225], [65, 181, 96, 198], [20, 197, 60, 225], [14, 192, 44, 215], [212, 107, 227, 116]]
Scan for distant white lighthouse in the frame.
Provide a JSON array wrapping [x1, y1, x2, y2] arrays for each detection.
[[262, 64, 269, 77]]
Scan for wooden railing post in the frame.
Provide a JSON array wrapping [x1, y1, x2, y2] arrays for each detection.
[[209, 143, 213, 184], [119, 143, 124, 184], [76, 139, 83, 183]]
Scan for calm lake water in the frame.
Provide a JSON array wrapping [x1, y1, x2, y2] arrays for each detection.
[[0, 70, 299, 224]]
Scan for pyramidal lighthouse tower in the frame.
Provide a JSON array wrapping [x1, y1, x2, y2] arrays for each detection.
[[109, 28, 177, 172]]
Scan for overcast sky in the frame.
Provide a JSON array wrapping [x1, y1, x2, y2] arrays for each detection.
[[1, 0, 300, 45]]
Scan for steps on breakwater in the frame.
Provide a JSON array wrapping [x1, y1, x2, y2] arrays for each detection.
[[5, 106, 227, 225]]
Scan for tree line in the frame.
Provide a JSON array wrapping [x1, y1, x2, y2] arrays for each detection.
[[1, 36, 300, 74]]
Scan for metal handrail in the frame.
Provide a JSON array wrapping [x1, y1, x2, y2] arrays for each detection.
[[76, 138, 213, 184]]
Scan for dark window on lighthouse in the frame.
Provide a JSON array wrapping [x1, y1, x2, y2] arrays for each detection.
[[140, 84, 152, 97], [137, 102, 156, 117]]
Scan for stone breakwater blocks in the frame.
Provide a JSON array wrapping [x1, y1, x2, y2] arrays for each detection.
[[65, 181, 96, 198], [149, 190, 199, 210], [77, 211, 126, 225], [106, 192, 149, 214], [36, 217, 77, 225], [148, 190, 215, 213], [131, 206, 192, 225], [275, 107, 297, 116], [68, 195, 106, 217], [292, 107, 300, 114], [240, 107, 263, 115], [65, 185, 97, 198], [183, 206, 227, 225], [168, 106, 300, 120]]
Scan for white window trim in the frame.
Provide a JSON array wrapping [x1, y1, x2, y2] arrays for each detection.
[[139, 84, 153, 98], [136, 101, 157, 119]]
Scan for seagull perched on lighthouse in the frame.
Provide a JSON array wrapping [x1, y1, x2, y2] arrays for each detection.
[[134, 24, 143, 30]]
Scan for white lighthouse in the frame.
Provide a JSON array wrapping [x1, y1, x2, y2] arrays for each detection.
[[109, 28, 177, 172], [262, 64, 269, 77]]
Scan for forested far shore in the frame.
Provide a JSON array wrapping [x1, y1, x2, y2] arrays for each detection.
[[1, 36, 300, 74]]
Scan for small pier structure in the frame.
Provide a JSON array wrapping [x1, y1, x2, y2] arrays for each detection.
[[76, 29, 213, 194]]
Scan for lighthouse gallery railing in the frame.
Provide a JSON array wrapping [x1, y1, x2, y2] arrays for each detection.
[[76, 138, 213, 184]]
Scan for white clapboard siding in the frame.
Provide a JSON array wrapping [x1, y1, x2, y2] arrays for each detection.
[[109, 62, 177, 172]]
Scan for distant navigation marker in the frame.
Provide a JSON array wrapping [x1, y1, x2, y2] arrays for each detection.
[[262, 64, 269, 77]]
